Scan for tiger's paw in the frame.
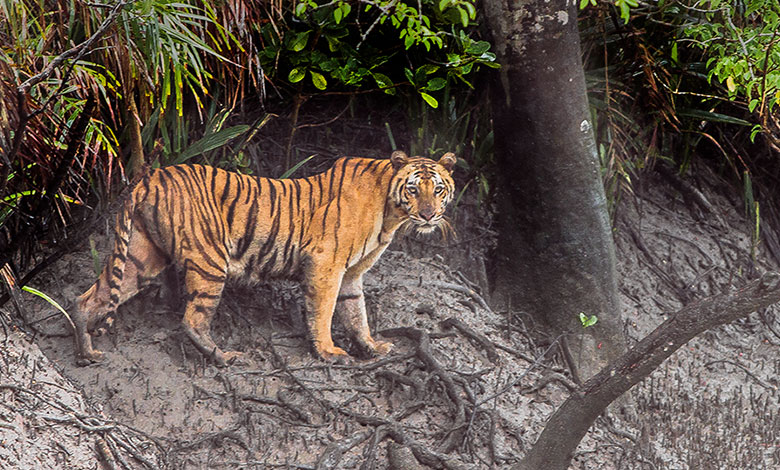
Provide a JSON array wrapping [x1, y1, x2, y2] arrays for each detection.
[[369, 340, 393, 356], [76, 349, 105, 367], [214, 350, 246, 367], [317, 345, 352, 364]]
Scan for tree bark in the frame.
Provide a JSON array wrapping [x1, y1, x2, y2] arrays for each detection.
[[484, 0, 625, 382], [514, 271, 780, 470]]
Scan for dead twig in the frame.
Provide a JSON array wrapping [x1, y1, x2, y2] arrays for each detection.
[[376, 370, 425, 398], [426, 281, 491, 312], [315, 430, 373, 470], [703, 359, 777, 391], [758, 307, 780, 343], [41, 414, 115, 433], [440, 317, 500, 364], [520, 371, 578, 395], [171, 426, 249, 452]]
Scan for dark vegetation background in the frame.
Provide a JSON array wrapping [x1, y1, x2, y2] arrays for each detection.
[[1, 1, 780, 469]]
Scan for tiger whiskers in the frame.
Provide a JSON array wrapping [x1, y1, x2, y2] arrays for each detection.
[[400, 217, 457, 243], [437, 217, 457, 243], [399, 219, 415, 237]]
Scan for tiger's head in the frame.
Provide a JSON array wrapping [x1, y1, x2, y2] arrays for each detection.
[[389, 150, 457, 237]]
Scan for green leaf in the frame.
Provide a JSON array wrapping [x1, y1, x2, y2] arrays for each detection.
[[280, 154, 317, 179], [338, 3, 351, 21], [466, 40, 491, 55], [334, 6, 343, 23], [320, 59, 339, 72], [462, 2, 476, 19], [22, 286, 75, 330], [326, 35, 341, 52], [750, 124, 763, 143], [311, 70, 327, 90], [748, 98, 760, 113], [619, 1, 630, 23], [677, 108, 752, 126], [420, 92, 438, 108], [176, 125, 251, 164], [404, 67, 415, 84], [415, 64, 440, 84], [425, 77, 447, 91], [372, 72, 394, 89], [578, 312, 598, 328], [288, 67, 306, 83], [289, 30, 310, 52], [295, 2, 307, 17]]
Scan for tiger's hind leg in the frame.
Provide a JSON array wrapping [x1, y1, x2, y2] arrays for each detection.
[[180, 264, 240, 367], [74, 227, 169, 365], [335, 272, 393, 357]]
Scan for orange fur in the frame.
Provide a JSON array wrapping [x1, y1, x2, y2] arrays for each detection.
[[72, 151, 456, 366]]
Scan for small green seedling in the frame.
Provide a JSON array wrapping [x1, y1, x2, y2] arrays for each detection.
[[579, 312, 598, 328]]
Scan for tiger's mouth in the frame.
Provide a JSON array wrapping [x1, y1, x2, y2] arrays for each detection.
[[401, 216, 455, 241], [408, 215, 440, 232], [414, 222, 438, 234]]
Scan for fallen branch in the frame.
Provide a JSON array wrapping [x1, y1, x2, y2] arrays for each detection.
[[387, 441, 424, 470], [514, 271, 780, 470]]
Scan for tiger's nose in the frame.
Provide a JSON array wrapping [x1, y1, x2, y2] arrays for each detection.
[[419, 206, 435, 221]]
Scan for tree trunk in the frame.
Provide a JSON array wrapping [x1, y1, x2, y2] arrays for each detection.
[[514, 272, 780, 470], [484, 0, 625, 383]]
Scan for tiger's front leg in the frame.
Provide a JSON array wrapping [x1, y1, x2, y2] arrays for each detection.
[[335, 274, 393, 356], [303, 264, 350, 361]]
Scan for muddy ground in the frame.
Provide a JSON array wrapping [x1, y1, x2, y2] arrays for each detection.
[[1, 164, 779, 470]]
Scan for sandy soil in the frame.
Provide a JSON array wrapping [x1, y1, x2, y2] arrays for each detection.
[[1, 165, 779, 469]]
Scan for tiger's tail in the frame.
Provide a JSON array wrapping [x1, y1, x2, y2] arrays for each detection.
[[103, 194, 136, 315]]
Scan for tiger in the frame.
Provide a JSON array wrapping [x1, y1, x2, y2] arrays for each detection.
[[72, 150, 457, 366]]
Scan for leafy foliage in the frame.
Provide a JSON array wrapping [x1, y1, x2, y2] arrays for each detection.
[[1, 0, 496, 277], [580, 0, 780, 260], [581, 1, 780, 211], [680, 0, 780, 144], [265, 0, 497, 107]]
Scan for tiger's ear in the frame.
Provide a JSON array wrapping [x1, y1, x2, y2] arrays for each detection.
[[438, 152, 456, 173], [391, 150, 409, 170]]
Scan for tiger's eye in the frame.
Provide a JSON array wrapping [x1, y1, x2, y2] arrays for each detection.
[[434, 186, 444, 195], [407, 186, 418, 196]]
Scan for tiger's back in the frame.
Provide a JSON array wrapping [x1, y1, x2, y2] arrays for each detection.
[[137, 159, 395, 281], [72, 152, 456, 366]]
